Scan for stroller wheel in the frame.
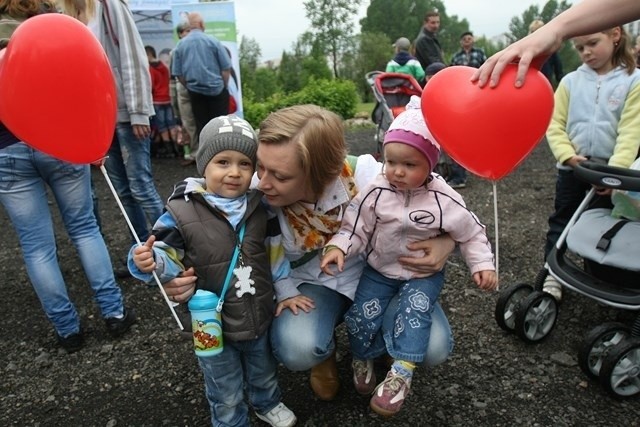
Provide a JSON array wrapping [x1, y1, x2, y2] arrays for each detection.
[[495, 283, 533, 332], [599, 337, 640, 398], [578, 322, 631, 380], [514, 291, 558, 343]]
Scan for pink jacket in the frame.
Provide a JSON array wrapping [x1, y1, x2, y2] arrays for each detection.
[[327, 174, 495, 280]]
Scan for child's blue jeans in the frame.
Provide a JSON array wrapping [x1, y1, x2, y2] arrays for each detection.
[[198, 332, 282, 426], [345, 264, 445, 363]]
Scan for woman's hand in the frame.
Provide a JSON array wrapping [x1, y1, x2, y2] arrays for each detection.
[[163, 267, 197, 303], [471, 29, 562, 88], [398, 234, 456, 277], [274, 295, 315, 317]]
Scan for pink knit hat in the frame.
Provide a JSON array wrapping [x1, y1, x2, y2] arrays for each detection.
[[383, 96, 441, 174]]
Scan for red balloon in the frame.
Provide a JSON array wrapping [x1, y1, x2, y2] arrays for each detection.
[[0, 14, 116, 163], [421, 65, 554, 181]]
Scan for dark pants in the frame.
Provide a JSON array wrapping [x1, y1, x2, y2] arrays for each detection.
[[544, 169, 612, 260], [188, 89, 230, 141], [448, 160, 467, 184]]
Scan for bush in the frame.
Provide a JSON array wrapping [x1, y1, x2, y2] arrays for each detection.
[[243, 79, 359, 129]]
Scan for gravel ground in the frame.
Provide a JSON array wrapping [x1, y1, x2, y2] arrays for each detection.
[[0, 127, 638, 426]]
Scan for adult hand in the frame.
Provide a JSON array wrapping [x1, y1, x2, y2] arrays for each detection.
[[471, 30, 561, 88], [163, 267, 197, 303], [398, 234, 455, 277], [132, 124, 151, 140], [274, 294, 315, 317]]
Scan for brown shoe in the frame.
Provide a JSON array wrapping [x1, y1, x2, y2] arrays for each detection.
[[310, 351, 340, 401], [180, 158, 195, 167]]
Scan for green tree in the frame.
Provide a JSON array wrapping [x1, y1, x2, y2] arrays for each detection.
[[506, 1, 580, 77], [359, 0, 471, 63], [278, 33, 333, 93], [303, 0, 362, 78], [340, 31, 393, 102]]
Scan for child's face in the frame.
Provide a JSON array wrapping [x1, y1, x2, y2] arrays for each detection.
[[203, 150, 254, 198], [383, 143, 431, 190], [572, 30, 620, 75]]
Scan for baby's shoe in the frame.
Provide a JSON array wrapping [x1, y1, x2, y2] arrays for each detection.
[[370, 369, 412, 417], [352, 359, 376, 395], [256, 402, 297, 427]]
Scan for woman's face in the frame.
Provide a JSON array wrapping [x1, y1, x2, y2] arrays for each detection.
[[256, 142, 312, 207]]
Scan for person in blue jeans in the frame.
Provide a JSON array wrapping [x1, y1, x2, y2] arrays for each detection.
[[162, 105, 458, 405], [0, 139, 136, 353], [321, 100, 496, 416], [0, 0, 135, 355], [60, 0, 165, 277]]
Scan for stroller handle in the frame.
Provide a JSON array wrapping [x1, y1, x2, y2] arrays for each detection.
[[574, 159, 640, 191]]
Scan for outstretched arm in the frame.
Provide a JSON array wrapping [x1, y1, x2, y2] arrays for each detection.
[[472, 0, 640, 88]]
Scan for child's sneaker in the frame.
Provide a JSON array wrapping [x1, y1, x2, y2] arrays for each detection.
[[370, 370, 412, 417], [352, 359, 376, 395], [543, 276, 562, 302], [256, 402, 297, 427]]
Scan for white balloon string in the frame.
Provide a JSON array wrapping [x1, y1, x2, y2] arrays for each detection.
[[493, 181, 499, 290], [99, 165, 184, 330]]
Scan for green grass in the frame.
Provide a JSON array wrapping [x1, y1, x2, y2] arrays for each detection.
[[356, 102, 375, 116]]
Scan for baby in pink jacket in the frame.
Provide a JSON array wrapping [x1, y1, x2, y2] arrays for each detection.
[[321, 96, 497, 417]]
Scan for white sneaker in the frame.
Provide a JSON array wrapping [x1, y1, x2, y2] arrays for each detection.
[[543, 276, 562, 302], [256, 402, 297, 427]]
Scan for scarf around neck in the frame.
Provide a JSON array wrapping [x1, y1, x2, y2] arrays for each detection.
[[282, 159, 358, 252]]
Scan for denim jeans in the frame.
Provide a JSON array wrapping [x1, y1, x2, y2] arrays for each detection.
[[198, 333, 282, 427], [448, 160, 467, 184], [346, 265, 445, 363], [0, 143, 125, 337], [270, 281, 453, 371], [104, 124, 164, 243]]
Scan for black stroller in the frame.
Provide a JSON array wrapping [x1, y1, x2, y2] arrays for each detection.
[[494, 160, 640, 398]]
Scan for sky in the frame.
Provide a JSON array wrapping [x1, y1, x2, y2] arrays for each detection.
[[233, 0, 573, 61]]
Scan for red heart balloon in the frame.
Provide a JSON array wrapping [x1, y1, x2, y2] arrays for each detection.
[[421, 65, 554, 180], [0, 14, 116, 163]]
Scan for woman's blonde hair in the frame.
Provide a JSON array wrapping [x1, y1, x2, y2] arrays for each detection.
[[57, 0, 95, 21], [258, 105, 347, 199], [528, 19, 544, 34]]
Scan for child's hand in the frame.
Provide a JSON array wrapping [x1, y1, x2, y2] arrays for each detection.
[[133, 235, 156, 273], [320, 247, 345, 276], [564, 155, 587, 169], [473, 270, 498, 291]]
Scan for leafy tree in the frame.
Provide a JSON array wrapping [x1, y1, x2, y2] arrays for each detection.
[[506, 1, 580, 77], [303, 0, 362, 78], [359, 0, 471, 63], [340, 31, 394, 102], [239, 35, 261, 72], [277, 35, 333, 94]]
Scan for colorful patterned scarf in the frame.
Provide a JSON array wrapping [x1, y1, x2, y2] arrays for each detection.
[[282, 160, 358, 252]]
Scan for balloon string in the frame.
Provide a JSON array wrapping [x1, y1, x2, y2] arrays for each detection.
[[492, 181, 500, 290], [99, 165, 184, 330]]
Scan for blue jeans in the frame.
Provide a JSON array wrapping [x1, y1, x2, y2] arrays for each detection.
[[198, 333, 282, 427], [271, 281, 453, 371], [448, 160, 467, 184], [346, 265, 445, 363], [0, 143, 125, 337], [104, 124, 164, 243]]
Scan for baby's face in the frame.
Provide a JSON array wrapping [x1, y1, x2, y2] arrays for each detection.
[[203, 150, 253, 198], [383, 143, 430, 190]]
